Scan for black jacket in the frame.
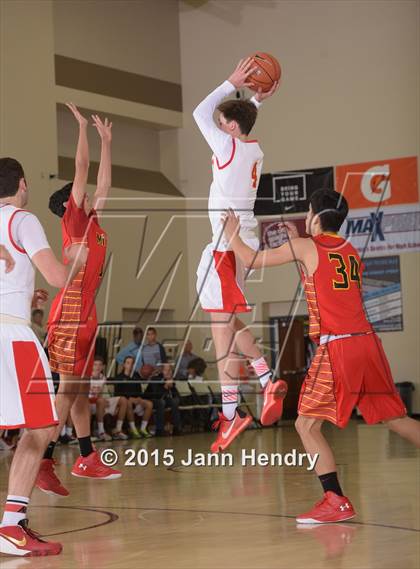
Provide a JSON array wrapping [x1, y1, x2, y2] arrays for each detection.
[[113, 372, 144, 399]]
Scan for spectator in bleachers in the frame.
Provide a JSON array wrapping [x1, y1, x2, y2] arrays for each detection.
[[31, 308, 46, 344], [143, 363, 181, 437], [115, 326, 143, 368], [141, 327, 167, 371], [175, 340, 198, 379], [187, 357, 207, 382], [89, 356, 129, 441], [114, 356, 153, 438]]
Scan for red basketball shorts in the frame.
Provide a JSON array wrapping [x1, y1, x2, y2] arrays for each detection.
[[298, 333, 406, 427]]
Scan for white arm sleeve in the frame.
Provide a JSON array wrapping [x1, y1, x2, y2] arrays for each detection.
[[12, 212, 51, 259], [192, 80, 236, 161]]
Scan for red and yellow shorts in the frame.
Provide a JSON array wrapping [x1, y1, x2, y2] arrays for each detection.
[[298, 333, 406, 427], [48, 291, 98, 378]]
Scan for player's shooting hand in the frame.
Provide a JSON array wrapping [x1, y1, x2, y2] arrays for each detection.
[[92, 115, 112, 143], [65, 242, 89, 266], [221, 209, 241, 241], [0, 244, 15, 273], [283, 221, 299, 240], [66, 103, 88, 128], [228, 58, 258, 89], [32, 288, 49, 308], [254, 80, 280, 102]]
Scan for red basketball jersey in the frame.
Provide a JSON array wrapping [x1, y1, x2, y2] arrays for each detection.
[[303, 234, 373, 343], [48, 194, 107, 326]]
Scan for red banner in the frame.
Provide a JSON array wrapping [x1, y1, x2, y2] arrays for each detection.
[[335, 156, 418, 210]]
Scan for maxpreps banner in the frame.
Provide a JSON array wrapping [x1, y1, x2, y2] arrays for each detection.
[[336, 156, 420, 256], [340, 203, 420, 257]]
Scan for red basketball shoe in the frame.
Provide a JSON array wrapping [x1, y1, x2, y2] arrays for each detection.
[[71, 450, 122, 479], [0, 519, 62, 556], [35, 458, 69, 497], [260, 379, 288, 426], [296, 492, 356, 524], [210, 409, 253, 453]]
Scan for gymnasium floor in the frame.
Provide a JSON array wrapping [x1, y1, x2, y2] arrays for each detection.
[[0, 422, 419, 569]]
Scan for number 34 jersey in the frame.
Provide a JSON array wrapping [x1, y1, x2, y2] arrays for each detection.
[[303, 234, 373, 343], [208, 138, 263, 250]]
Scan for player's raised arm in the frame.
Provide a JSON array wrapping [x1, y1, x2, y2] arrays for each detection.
[[66, 102, 89, 208], [222, 209, 307, 269], [91, 114, 112, 215], [192, 58, 257, 160], [251, 80, 280, 105]]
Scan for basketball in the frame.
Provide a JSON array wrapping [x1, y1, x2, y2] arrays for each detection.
[[247, 52, 281, 93]]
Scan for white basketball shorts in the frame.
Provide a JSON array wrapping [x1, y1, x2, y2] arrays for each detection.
[[196, 237, 259, 313], [0, 323, 58, 429]]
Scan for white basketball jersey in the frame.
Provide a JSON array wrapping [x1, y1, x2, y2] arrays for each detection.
[[209, 138, 264, 249], [0, 205, 35, 321]]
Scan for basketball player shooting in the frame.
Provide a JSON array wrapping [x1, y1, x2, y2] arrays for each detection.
[[222, 189, 420, 524], [193, 58, 287, 452], [36, 104, 120, 498], [0, 157, 88, 555]]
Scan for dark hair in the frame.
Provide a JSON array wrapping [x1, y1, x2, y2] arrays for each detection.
[[217, 100, 258, 135], [188, 357, 207, 376], [133, 327, 143, 336], [309, 189, 349, 232], [123, 355, 134, 364], [31, 309, 44, 319], [49, 182, 72, 218], [147, 327, 157, 334], [94, 355, 105, 364], [0, 158, 25, 198]]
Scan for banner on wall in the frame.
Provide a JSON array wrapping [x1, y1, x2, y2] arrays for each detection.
[[255, 167, 334, 216], [341, 203, 420, 257], [362, 256, 403, 332], [335, 156, 418, 210], [260, 202, 420, 256]]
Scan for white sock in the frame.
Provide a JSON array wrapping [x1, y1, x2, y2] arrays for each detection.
[[65, 426, 73, 437], [1, 495, 29, 527], [97, 422, 105, 435], [116, 420, 123, 432], [60, 425, 66, 437], [140, 420, 148, 431], [129, 422, 137, 431], [221, 385, 238, 420], [251, 357, 272, 389]]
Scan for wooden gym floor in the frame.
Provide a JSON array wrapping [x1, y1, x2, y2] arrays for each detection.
[[0, 421, 419, 569]]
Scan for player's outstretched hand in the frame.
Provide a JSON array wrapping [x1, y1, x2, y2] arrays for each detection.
[[32, 288, 49, 308], [221, 208, 241, 242], [254, 80, 280, 103], [66, 102, 88, 128], [0, 244, 15, 273], [92, 115, 112, 143], [282, 221, 299, 240], [228, 58, 258, 89]]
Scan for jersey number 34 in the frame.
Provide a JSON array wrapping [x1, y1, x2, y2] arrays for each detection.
[[328, 253, 361, 290]]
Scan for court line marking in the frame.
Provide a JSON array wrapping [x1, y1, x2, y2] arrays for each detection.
[[32, 505, 118, 537], [38, 504, 419, 536]]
